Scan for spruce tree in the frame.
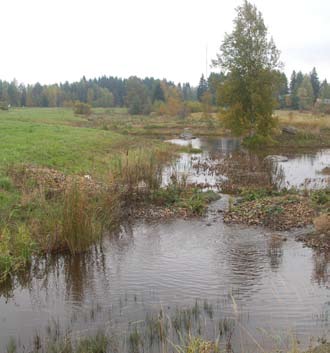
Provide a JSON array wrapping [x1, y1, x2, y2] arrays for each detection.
[[197, 74, 208, 102], [310, 67, 320, 102]]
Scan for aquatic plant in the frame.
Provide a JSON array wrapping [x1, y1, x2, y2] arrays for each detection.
[[61, 181, 98, 254], [0, 225, 35, 281]]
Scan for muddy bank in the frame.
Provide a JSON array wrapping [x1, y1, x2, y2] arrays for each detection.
[[223, 194, 316, 230], [297, 232, 330, 251], [295, 212, 330, 251], [307, 343, 330, 353]]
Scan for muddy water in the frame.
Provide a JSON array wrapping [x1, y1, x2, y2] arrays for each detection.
[[0, 138, 329, 352]]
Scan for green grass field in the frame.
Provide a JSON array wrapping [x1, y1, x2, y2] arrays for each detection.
[[0, 107, 179, 279], [0, 108, 168, 174]]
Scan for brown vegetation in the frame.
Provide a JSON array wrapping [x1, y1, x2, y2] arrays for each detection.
[[313, 213, 330, 235], [224, 195, 315, 230]]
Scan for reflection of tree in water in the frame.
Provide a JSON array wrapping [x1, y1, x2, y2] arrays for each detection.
[[211, 150, 284, 191], [205, 137, 241, 155], [63, 223, 134, 303], [0, 221, 135, 303], [0, 266, 33, 300], [224, 239, 266, 297], [108, 222, 134, 254], [64, 252, 92, 303], [312, 250, 330, 285], [266, 236, 284, 271]]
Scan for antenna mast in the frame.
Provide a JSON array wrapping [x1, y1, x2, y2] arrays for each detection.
[[205, 45, 208, 79]]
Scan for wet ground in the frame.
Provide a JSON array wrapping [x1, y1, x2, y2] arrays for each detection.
[[0, 137, 329, 352]]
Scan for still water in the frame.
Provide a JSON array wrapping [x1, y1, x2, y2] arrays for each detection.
[[165, 137, 330, 189], [0, 138, 329, 352]]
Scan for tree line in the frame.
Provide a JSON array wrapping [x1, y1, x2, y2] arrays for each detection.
[[0, 76, 197, 115], [287, 68, 330, 112], [196, 67, 330, 113], [1, 69, 328, 116]]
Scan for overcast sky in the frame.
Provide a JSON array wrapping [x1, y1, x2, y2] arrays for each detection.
[[1, 0, 329, 86]]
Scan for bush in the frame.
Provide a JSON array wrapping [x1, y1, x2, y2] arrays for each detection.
[[182, 192, 206, 215], [311, 189, 330, 206], [74, 101, 92, 115], [185, 101, 203, 113], [0, 101, 8, 110], [243, 134, 277, 148]]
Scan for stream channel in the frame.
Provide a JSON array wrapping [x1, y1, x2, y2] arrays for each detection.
[[0, 137, 329, 352]]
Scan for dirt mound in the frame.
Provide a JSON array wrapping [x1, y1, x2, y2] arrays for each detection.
[[9, 165, 103, 196], [224, 195, 315, 230]]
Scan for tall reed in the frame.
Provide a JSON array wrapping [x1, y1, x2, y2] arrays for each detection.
[[61, 181, 99, 254]]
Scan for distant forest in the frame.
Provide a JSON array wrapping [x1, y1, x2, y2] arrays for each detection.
[[1, 67, 330, 114]]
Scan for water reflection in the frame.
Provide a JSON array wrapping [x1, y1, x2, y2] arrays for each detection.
[[266, 235, 284, 271], [0, 211, 329, 352], [278, 150, 330, 189], [312, 251, 330, 286], [167, 137, 330, 189], [1, 137, 330, 352], [164, 137, 241, 187]]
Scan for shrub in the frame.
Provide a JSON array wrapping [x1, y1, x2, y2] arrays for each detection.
[[182, 192, 206, 215], [311, 189, 330, 206], [243, 134, 277, 148], [74, 101, 92, 115], [185, 101, 203, 113], [0, 101, 8, 110]]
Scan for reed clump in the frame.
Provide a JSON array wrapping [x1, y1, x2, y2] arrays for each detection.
[[108, 147, 171, 201], [0, 146, 179, 280], [61, 181, 99, 254]]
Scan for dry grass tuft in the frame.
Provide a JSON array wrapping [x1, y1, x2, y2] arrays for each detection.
[[276, 110, 330, 131], [313, 213, 330, 235]]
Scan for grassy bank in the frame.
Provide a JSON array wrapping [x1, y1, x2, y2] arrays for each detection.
[[274, 110, 330, 149], [85, 107, 226, 137], [0, 108, 171, 280], [0, 107, 219, 281]]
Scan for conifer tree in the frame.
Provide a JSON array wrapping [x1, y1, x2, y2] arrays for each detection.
[[197, 74, 208, 102]]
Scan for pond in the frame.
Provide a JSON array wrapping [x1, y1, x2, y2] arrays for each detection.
[[165, 137, 330, 189], [0, 137, 329, 353]]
